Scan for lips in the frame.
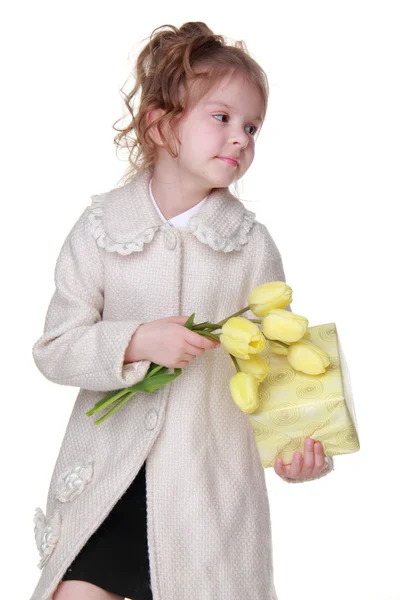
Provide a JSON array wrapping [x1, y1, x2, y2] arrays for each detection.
[[217, 157, 239, 167]]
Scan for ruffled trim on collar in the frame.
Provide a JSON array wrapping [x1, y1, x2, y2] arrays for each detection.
[[187, 209, 256, 252], [88, 193, 160, 255]]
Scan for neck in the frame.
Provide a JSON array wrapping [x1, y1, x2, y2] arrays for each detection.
[[150, 160, 212, 221]]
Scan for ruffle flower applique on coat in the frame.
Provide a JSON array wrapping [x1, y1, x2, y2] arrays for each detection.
[[33, 459, 93, 570], [55, 459, 94, 503], [33, 508, 61, 569]]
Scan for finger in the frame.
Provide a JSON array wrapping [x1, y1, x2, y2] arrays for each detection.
[[313, 442, 325, 473], [274, 457, 284, 476], [283, 452, 303, 479], [176, 360, 190, 368], [186, 330, 219, 349], [184, 344, 206, 357], [288, 452, 303, 478], [274, 457, 282, 473], [314, 441, 325, 457], [302, 438, 315, 477]]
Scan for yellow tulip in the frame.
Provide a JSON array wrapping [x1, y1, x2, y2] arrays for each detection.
[[248, 281, 293, 317], [261, 309, 309, 343], [287, 339, 331, 375], [236, 354, 269, 383], [229, 372, 260, 413], [220, 317, 265, 359], [266, 339, 289, 356]]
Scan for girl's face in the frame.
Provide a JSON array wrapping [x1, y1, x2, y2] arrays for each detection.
[[173, 73, 264, 189]]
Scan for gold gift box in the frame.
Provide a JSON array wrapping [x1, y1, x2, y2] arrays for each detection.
[[249, 323, 360, 468]]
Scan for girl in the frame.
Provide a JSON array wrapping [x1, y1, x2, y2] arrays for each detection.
[[30, 21, 334, 600]]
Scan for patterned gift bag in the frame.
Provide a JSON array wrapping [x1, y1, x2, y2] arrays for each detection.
[[249, 323, 360, 468]]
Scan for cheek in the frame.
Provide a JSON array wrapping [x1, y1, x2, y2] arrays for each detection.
[[185, 126, 220, 155], [244, 144, 255, 164], [240, 145, 255, 174], [180, 121, 208, 148]]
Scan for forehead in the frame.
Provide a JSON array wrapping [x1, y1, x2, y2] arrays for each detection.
[[199, 74, 264, 120]]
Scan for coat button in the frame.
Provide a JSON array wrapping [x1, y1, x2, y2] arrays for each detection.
[[162, 226, 177, 250], [145, 409, 158, 430], [165, 233, 176, 250]]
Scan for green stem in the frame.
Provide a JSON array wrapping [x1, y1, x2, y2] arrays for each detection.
[[147, 364, 165, 377], [195, 330, 221, 343], [272, 339, 289, 348], [230, 354, 241, 373], [216, 305, 251, 328], [261, 332, 289, 348], [94, 391, 137, 425], [191, 305, 252, 332], [86, 387, 133, 416]]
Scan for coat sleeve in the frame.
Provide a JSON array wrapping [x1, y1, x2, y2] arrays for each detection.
[[254, 223, 335, 482], [252, 223, 293, 313], [32, 206, 152, 392]]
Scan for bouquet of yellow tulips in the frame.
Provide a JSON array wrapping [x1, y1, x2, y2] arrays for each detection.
[[86, 280, 330, 424]]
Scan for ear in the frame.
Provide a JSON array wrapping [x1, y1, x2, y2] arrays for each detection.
[[146, 108, 167, 146]]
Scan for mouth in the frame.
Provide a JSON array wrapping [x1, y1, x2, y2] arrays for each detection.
[[217, 157, 239, 167]]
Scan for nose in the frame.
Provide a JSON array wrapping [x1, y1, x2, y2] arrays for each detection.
[[229, 129, 249, 150]]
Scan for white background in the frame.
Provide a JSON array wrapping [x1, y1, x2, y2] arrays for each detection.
[[2, 1, 399, 599]]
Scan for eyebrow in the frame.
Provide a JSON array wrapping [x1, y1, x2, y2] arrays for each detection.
[[204, 101, 263, 123]]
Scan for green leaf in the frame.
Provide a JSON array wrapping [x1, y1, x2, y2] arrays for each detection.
[[135, 368, 182, 392], [191, 320, 210, 328], [90, 389, 119, 410], [184, 313, 195, 329]]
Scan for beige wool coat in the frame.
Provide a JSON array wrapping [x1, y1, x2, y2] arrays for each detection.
[[30, 166, 334, 600]]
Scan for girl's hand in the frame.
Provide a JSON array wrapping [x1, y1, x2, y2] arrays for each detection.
[[127, 316, 219, 369], [274, 438, 326, 480]]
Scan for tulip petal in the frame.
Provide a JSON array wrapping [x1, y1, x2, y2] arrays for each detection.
[[220, 334, 253, 359], [236, 355, 269, 382], [261, 310, 308, 343], [248, 281, 293, 317], [287, 339, 331, 375], [229, 372, 260, 413], [220, 317, 265, 358]]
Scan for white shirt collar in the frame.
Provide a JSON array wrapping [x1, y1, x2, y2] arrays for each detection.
[[149, 178, 209, 228]]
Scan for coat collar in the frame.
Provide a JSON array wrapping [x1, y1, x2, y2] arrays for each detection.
[[88, 167, 256, 254]]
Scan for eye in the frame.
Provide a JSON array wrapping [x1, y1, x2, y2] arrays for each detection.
[[213, 114, 259, 137], [245, 125, 259, 137], [213, 113, 229, 123]]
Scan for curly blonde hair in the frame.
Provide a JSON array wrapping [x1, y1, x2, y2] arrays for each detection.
[[113, 21, 269, 187]]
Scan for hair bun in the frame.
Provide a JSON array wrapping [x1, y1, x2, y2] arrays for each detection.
[[178, 21, 215, 39]]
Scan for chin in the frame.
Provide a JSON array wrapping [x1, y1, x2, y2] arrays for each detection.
[[213, 179, 236, 190], [209, 171, 238, 188], [196, 163, 238, 189]]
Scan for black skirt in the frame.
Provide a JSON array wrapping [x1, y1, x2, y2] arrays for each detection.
[[62, 460, 153, 599]]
